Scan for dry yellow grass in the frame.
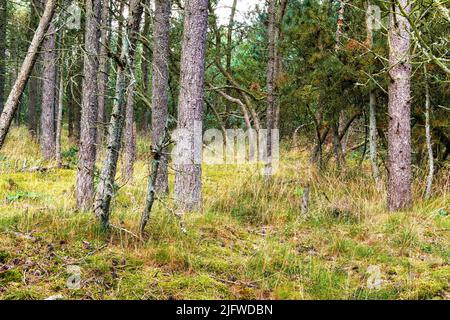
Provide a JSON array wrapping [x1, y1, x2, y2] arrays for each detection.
[[0, 126, 449, 300]]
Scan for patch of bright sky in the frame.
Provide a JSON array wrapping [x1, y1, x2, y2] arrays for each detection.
[[215, 0, 263, 25]]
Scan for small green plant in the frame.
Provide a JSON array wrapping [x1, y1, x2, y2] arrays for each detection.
[[6, 191, 40, 202]]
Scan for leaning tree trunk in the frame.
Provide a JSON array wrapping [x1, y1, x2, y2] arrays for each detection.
[[40, 20, 57, 160], [423, 65, 433, 199], [151, 0, 171, 193], [387, 0, 412, 211], [174, 0, 209, 212], [76, 0, 102, 211], [94, 0, 139, 229], [0, 0, 56, 149], [0, 0, 6, 114], [122, 0, 143, 183], [97, 0, 110, 143]]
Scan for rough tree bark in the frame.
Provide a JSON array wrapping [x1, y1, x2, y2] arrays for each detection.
[[76, 0, 102, 210], [95, 0, 139, 229], [97, 0, 110, 143], [0, 0, 56, 149], [141, 0, 152, 134], [151, 0, 171, 193], [122, 0, 144, 183], [40, 18, 57, 160], [387, 0, 412, 211], [174, 0, 208, 212]]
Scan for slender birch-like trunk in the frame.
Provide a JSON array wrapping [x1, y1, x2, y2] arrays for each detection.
[[369, 91, 380, 183], [95, 0, 139, 228], [265, 0, 277, 176], [424, 65, 433, 199]]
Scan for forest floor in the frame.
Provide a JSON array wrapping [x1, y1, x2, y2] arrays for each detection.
[[0, 127, 449, 300]]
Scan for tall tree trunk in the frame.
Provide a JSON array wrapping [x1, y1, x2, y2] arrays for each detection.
[[273, 0, 287, 130], [369, 91, 380, 183], [0, 0, 56, 149], [28, 68, 39, 136], [424, 65, 433, 199], [97, 0, 110, 143], [174, 0, 208, 212], [122, 0, 144, 183], [76, 0, 102, 211], [366, 1, 380, 184], [55, 66, 64, 167], [0, 0, 6, 114], [28, 0, 41, 137], [95, 0, 139, 229], [332, 0, 346, 169], [55, 32, 65, 167], [151, 0, 171, 193], [224, 0, 237, 128], [141, 0, 152, 134], [40, 20, 57, 160], [265, 0, 277, 176], [387, 0, 412, 211]]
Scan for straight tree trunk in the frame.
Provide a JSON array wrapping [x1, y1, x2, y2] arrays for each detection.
[[55, 33, 65, 167], [97, 0, 110, 143], [141, 0, 152, 134], [40, 19, 57, 160], [95, 0, 139, 229], [224, 0, 237, 128], [369, 91, 380, 183], [174, 0, 208, 212], [151, 0, 171, 193], [76, 0, 102, 211], [387, 0, 412, 211], [28, 0, 41, 137], [0, 0, 6, 114], [55, 67, 64, 167], [366, 1, 380, 184], [0, 0, 56, 149], [265, 0, 277, 176], [122, 0, 144, 183], [424, 65, 433, 199], [72, 52, 83, 143]]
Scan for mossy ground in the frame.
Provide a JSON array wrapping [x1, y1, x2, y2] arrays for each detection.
[[0, 127, 449, 300]]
